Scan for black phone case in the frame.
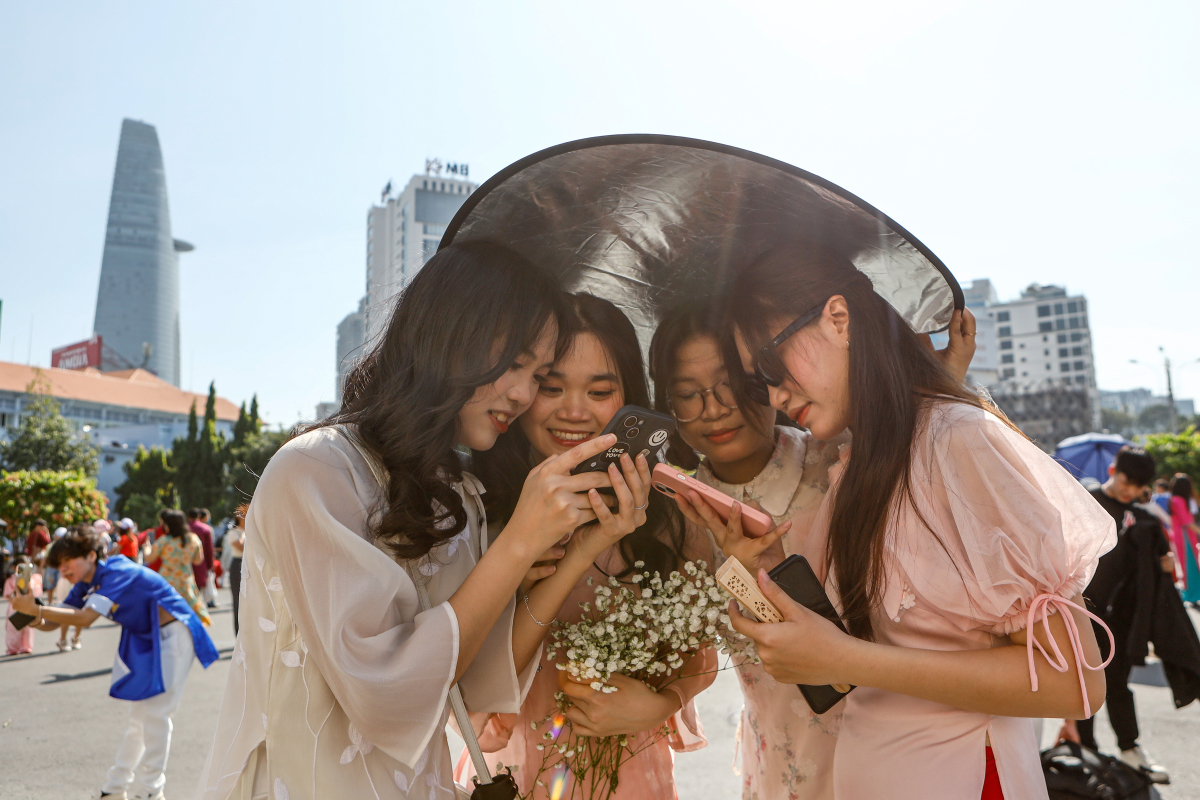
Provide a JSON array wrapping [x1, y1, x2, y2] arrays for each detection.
[[9, 597, 44, 631], [766, 554, 854, 714], [569, 405, 676, 477]]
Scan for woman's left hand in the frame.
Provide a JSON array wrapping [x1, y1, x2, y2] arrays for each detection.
[[570, 453, 652, 559], [919, 308, 977, 384], [728, 568, 859, 686], [559, 672, 681, 737]]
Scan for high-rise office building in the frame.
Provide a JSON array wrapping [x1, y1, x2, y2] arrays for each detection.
[[93, 119, 192, 386], [363, 173, 477, 344], [336, 297, 366, 401]]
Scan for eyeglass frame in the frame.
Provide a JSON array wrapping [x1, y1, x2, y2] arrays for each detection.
[[744, 300, 828, 406], [666, 380, 739, 424]]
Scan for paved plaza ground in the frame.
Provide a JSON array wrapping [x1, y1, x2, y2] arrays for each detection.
[[3, 585, 1198, 798]]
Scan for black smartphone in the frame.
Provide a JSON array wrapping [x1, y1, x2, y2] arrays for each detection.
[[569, 405, 676, 478], [766, 554, 855, 714]]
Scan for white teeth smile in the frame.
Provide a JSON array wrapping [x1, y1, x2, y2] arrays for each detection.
[[551, 430, 592, 441]]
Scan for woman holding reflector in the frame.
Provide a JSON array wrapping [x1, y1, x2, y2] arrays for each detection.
[[679, 240, 1115, 800]]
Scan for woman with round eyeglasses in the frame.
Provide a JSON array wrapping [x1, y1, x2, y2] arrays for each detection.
[[647, 299, 975, 800]]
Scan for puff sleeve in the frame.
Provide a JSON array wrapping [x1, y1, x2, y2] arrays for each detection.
[[895, 403, 1115, 634]]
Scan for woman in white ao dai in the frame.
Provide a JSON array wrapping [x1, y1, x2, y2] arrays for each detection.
[[199, 429, 538, 800]]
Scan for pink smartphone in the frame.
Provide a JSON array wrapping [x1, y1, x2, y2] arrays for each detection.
[[651, 463, 775, 538]]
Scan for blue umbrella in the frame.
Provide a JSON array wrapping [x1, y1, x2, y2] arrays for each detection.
[[1053, 433, 1133, 483]]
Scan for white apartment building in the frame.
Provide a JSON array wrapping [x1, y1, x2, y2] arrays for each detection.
[[363, 173, 477, 345], [980, 283, 1096, 390]]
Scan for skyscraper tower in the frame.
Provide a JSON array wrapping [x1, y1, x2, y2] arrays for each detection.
[[93, 119, 192, 386]]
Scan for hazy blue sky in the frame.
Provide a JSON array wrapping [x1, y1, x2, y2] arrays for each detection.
[[2, 0, 1197, 425]]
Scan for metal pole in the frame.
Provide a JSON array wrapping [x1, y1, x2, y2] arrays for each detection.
[[1160, 346, 1177, 435]]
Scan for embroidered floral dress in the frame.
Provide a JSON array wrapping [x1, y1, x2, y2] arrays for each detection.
[[149, 533, 210, 625], [198, 427, 539, 800], [694, 426, 845, 800]]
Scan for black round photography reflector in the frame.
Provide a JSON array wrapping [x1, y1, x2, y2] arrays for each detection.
[[440, 134, 962, 349]]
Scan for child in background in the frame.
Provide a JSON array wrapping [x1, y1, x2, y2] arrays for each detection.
[[4, 554, 42, 655]]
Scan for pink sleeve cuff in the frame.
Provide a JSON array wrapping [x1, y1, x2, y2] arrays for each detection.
[[1024, 593, 1114, 719], [661, 685, 708, 752]]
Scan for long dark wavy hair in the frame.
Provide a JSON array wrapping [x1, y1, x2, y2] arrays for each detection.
[[308, 242, 570, 560], [724, 240, 993, 640], [473, 293, 688, 579]]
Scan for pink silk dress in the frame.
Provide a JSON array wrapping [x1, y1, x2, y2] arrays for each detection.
[[694, 425, 846, 800], [1169, 495, 1197, 590], [455, 529, 718, 800], [4, 573, 42, 655], [798, 402, 1116, 800]]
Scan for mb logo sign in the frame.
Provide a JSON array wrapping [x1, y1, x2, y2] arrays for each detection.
[[425, 159, 469, 178]]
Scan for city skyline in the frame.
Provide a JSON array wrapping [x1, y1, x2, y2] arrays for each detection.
[[1, 1, 1197, 426]]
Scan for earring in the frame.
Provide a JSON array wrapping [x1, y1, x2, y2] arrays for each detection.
[[845, 339, 851, 348]]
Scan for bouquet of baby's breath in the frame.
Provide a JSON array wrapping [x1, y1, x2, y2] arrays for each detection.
[[523, 560, 754, 800]]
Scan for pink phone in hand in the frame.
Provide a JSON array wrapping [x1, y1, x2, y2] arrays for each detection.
[[651, 463, 775, 538]]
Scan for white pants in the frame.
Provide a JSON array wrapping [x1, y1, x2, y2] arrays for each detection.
[[102, 622, 194, 797], [202, 572, 217, 604]]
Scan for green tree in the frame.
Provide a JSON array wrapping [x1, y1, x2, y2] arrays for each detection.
[[226, 427, 287, 510], [113, 384, 284, 525], [1101, 407, 1135, 438], [1145, 426, 1200, 484], [231, 394, 262, 446], [0, 469, 108, 531], [0, 376, 99, 476], [113, 445, 179, 528], [1137, 404, 1177, 434], [174, 383, 229, 517]]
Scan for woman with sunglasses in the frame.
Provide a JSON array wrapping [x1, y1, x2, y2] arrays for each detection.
[[649, 299, 974, 800], [680, 240, 1115, 800]]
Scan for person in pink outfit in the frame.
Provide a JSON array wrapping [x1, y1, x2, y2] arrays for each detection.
[[466, 295, 718, 799], [1170, 474, 1200, 605], [649, 300, 975, 800], [5, 554, 43, 655], [679, 241, 1115, 800]]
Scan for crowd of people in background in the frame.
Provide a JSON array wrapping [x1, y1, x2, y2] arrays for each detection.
[[2, 506, 240, 656]]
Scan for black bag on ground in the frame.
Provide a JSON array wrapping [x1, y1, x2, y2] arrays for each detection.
[[1042, 741, 1153, 800]]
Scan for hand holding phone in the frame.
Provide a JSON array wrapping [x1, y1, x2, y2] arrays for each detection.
[[9, 562, 43, 631], [766, 555, 854, 714], [570, 406, 676, 479], [651, 464, 775, 538]]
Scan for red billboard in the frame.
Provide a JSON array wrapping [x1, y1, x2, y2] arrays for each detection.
[[51, 336, 103, 371]]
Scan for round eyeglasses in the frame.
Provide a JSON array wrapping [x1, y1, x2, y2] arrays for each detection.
[[667, 381, 739, 423]]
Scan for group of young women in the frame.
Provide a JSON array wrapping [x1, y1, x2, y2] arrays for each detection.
[[199, 238, 1117, 800]]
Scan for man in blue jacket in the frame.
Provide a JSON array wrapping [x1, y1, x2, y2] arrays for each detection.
[[11, 524, 219, 800]]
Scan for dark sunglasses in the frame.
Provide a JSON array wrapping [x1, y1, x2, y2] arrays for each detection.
[[743, 302, 827, 406]]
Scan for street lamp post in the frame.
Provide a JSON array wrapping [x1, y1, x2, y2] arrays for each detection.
[[1131, 351, 1200, 436], [1161, 347, 1176, 435]]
